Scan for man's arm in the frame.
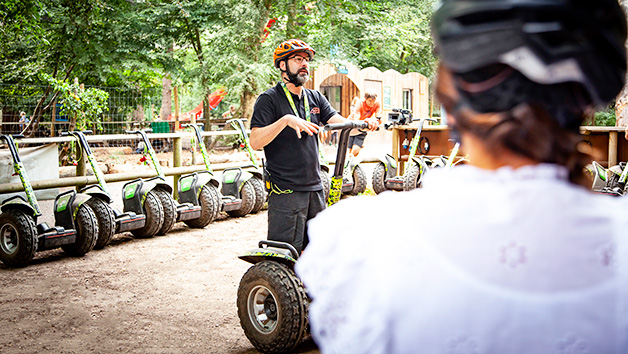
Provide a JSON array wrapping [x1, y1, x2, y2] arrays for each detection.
[[250, 114, 321, 150]]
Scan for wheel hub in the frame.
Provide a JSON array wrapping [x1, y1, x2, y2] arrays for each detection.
[[248, 285, 278, 333], [0, 224, 19, 255]]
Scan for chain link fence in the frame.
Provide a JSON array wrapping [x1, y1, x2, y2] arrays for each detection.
[[0, 84, 243, 168]]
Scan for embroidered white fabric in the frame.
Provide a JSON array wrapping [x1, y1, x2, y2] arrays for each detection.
[[296, 164, 628, 354]]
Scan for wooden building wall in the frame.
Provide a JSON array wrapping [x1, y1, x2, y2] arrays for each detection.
[[308, 63, 430, 120]]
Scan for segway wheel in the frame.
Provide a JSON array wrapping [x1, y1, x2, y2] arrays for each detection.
[[237, 261, 309, 354], [154, 188, 176, 235], [62, 203, 98, 256], [87, 198, 116, 249], [0, 209, 37, 267], [372, 162, 387, 195], [184, 184, 220, 228], [131, 190, 164, 239], [349, 164, 367, 195], [227, 179, 255, 217], [250, 177, 266, 214], [320, 170, 331, 201], [403, 162, 423, 191]]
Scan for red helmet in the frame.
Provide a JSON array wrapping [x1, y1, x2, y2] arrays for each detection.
[[273, 39, 315, 68]]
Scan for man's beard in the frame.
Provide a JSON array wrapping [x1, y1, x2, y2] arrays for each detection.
[[286, 66, 309, 87]]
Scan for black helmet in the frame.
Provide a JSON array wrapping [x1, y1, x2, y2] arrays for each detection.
[[432, 0, 627, 124]]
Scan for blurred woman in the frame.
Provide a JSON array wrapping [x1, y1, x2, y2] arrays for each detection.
[[297, 1, 628, 353]]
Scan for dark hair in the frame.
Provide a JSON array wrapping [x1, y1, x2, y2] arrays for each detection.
[[436, 65, 592, 186]]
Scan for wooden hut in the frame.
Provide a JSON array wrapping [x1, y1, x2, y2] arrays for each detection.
[[305, 62, 430, 119]]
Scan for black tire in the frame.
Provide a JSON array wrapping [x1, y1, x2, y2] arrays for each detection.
[[403, 162, 423, 191], [130, 190, 164, 239], [372, 162, 387, 195], [184, 184, 220, 228], [320, 170, 331, 202], [154, 188, 176, 235], [237, 261, 309, 354], [62, 203, 98, 256], [227, 179, 255, 217], [0, 209, 37, 267], [87, 198, 116, 249], [250, 177, 266, 214], [349, 164, 367, 195]]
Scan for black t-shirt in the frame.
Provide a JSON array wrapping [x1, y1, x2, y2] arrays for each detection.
[[251, 83, 337, 191]]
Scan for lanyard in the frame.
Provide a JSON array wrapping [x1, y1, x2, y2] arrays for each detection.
[[280, 82, 311, 122]]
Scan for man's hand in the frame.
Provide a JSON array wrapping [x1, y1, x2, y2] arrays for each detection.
[[625, 125, 628, 141], [364, 117, 379, 131], [283, 114, 320, 139]]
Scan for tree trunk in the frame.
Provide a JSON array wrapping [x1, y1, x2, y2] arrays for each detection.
[[615, 0, 628, 128], [160, 75, 172, 122]]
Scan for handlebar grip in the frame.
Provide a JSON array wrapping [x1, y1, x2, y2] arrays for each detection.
[[323, 121, 369, 131], [83, 130, 93, 135], [12, 134, 24, 139], [145, 128, 153, 133], [60, 131, 69, 136]]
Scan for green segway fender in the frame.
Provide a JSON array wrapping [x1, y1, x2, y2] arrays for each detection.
[[178, 171, 219, 206], [238, 241, 299, 267], [0, 196, 37, 217], [79, 184, 113, 204], [241, 165, 263, 181], [146, 176, 173, 194]]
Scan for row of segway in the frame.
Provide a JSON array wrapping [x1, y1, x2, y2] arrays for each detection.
[[371, 108, 463, 194], [0, 127, 267, 268]]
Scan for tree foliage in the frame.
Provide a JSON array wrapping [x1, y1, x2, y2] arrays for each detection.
[[1, 0, 438, 122]]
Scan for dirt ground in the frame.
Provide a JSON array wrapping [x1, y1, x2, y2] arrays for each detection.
[[0, 209, 321, 354], [1, 136, 389, 354]]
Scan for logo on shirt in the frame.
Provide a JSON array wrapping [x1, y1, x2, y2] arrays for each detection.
[[310, 107, 320, 114]]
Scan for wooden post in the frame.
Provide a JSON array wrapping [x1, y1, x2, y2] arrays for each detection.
[[609, 131, 618, 166], [51, 99, 56, 137], [75, 144, 87, 192], [173, 136, 182, 199], [392, 127, 401, 172], [174, 86, 180, 132]]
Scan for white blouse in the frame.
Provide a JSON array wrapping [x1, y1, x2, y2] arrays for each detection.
[[296, 164, 628, 354]]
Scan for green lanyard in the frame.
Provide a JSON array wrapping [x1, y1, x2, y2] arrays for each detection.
[[281, 82, 311, 122]]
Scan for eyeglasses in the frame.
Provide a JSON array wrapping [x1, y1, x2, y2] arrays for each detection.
[[289, 55, 310, 64]]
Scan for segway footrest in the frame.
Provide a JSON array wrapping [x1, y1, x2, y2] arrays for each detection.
[[37, 226, 77, 250], [176, 204, 202, 221], [221, 196, 242, 212], [115, 213, 147, 233]]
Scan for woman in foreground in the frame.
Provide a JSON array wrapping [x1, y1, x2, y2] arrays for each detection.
[[297, 0, 628, 353]]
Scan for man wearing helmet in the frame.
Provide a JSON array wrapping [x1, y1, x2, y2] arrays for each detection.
[[297, 1, 628, 353], [250, 39, 377, 253]]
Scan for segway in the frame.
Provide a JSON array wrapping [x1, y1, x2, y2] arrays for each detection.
[[127, 129, 217, 234], [236, 120, 369, 353], [227, 118, 267, 213], [182, 123, 253, 217], [588, 161, 627, 196], [62, 130, 164, 245], [371, 109, 437, 194], [0, 134, 99, 267]]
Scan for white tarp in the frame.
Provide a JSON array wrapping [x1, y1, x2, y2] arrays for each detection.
[[0, 143, 60, 201]]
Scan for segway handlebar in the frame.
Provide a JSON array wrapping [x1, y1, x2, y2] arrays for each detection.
[[125, 128, 153, 134], [322, 121, 369, 132], [60, 130, 93, 137], [411, 117, 439, 123], [181, 123, 203, 129]]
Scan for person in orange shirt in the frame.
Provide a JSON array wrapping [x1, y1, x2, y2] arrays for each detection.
[[348, 90, 381, 157]]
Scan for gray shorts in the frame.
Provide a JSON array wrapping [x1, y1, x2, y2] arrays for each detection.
[[267, 190, 326, 253], [348, 131, 367, 149]]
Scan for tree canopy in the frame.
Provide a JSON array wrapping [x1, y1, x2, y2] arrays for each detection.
[[1, 0, 438, 119]]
